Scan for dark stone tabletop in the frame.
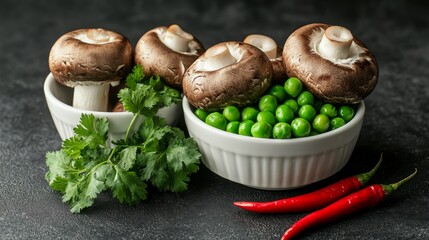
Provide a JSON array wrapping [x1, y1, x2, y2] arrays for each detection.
[[1, 0, 428, 239]]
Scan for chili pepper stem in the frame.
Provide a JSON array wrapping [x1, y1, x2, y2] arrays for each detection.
[[382, 168, 417, 196], [356, 152, 383, 185]]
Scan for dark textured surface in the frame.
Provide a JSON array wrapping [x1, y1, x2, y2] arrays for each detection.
[[1, 0, 428, 239]]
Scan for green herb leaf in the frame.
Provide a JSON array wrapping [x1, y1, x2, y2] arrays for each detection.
[[109, 165, 147, 205], [118, 85, 160, 117], [135, 117, 201, 192], [49, 176, 69, 193], [62, 180, 79, 203], [85, 165, 108, 199], [125, 65, 144, 90], [73, 114, 109, 148], [118, 146, 137, 171], [45, 151, 72, 184], [62, 137, 84, 159], [118, 65, 181, 117], [138, 116, 171, 143], [165, 134, 201, 173], [45, 65, 200, 213]]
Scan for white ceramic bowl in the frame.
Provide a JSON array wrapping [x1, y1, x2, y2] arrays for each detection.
[[183, 97, 365, 190], [44, 73, 181, 142]]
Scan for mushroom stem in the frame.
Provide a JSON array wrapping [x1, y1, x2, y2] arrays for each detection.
[[202, 45, 237, 71], [318, 26, 353, 60], [163, 24, 193, 52], [72, 83, 110, 112], [243, 34, 278, 59]]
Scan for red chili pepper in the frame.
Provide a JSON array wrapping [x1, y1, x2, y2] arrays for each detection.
[[281, 169, 417, 240], [233, 154, 383, 213]]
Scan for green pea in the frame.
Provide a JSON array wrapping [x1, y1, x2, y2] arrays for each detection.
[[238, 120, 254, 136], [226, 121, 240, 134], [309, 130, 319, 136], [259, 95, 278, 113], [297, 90, 314, 106], [320, 104, 337, 118], [268, 85, 287, 102], [298, 104, 317, 122], [194, 108, 209, 122], [241, 107, 259, 122], [330, 117, 346, 130], [272, 122, 292, 139], [313, 99, 324, 111], [291, 118, 311, 138], [275, 104, 294, 123], [312, 114, 330, 133], [284, 99, 299, 113], [339, 105, 355, 122], [284, 77, 303, 97], [223, 106, 240, 122], [257, 111, 277, 126], [251, 122, 272, 138], [205, 112, 228, 130]]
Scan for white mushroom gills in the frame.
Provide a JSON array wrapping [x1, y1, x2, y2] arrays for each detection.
[[243, 34, 277, 59], [73, 83, 110, 112], [163, 24, 193, 52], [201, 45, 237, 71], [318, 26, 353, 60], [75, 29, 112, 44]]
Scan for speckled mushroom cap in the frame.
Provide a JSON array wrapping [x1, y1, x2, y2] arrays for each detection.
[[283, 23, 379, 104], [183, 41, 273, 111], [271, 46, 287, 82], [134, 25, 205, 89], [49, 28, 133, 87], [243, 34, 287, 83]]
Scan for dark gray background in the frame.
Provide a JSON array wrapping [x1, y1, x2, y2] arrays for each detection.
[[1, 0, 428, 239]]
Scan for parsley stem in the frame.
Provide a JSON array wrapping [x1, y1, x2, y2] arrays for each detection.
[[77, 151, 113, 175], [107, 147, 118, 164], [125, 114, 139, 140]]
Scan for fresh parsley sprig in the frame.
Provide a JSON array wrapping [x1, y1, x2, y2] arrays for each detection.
[[45, 65, 201, 213], [119, 65, 181, 139]]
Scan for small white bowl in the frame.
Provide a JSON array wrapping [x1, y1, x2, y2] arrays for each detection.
[[44, 73, 181, 142], [182, 97, 365, 190]]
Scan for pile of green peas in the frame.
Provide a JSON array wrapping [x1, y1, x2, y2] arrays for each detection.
[[193, 77, 356, 139]]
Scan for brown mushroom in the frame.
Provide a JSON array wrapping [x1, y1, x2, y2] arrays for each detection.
[[112, 101, 125, 112], [49, 28, 133, 111], [135, 24, 205, 89], [182, 41, 273, 111], [243, 34, 287, 82], [283, 23, 378, 104]]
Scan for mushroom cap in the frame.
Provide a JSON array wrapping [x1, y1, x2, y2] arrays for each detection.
[[49, 28, 133, 87], [182, 41, 273, 111], [283, 23, 378, 104], [112, 101, 125, 112], [134, 26, 205, 89], [271, 47, 288, 82], [243, 34, 287, 82]]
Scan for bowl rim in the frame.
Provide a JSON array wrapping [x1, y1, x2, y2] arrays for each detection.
[[44, 72, 133, 117], [182, 96, 365, 145]]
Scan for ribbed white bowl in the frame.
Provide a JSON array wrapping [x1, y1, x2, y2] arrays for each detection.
[[182, 97, 365, 190], [44, 73, 181, 142]]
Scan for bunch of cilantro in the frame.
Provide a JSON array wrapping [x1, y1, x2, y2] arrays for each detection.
[[45, 65, 201, 213]]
